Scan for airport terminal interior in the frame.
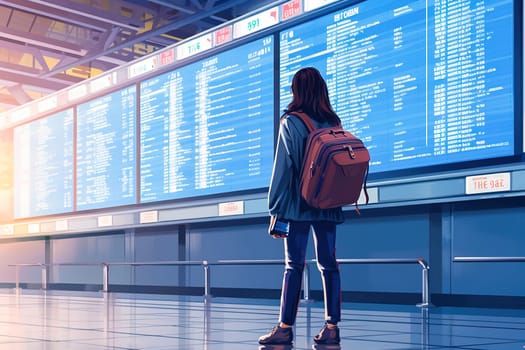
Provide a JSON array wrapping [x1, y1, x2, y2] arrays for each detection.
[[0, 0, 524, 349]]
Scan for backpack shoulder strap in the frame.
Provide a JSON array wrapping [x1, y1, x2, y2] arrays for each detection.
[[288, 112, 316, 133], [289, 112, 344, 130]]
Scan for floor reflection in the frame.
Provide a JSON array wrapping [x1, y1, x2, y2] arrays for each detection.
[[1, 290, 524, 349]]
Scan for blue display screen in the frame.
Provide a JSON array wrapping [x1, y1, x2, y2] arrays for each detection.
[[76, 87, 137, 211], [280, 0, 514, 174], [13, 109, 74, 218], [139, 36, 274, 203]]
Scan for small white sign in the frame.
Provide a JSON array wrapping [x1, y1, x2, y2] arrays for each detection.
[[233, 7, 279, 39], [28, 223, 40, 234], [128, 56, 158, 79], [140, 210, 159, 224], [9, 107, 31, 124], [68, 84, 87, 101], [218, 201, 244, 216], [465, 172, 511, 194], [55, 220, 69, 231], [0, 225, 14, 235], [97, 215, 113, 227], [37, 95, 58, 113], [177, 33, 213, 60], [304, 0, 339, 12], [90, 74, 113, 93]]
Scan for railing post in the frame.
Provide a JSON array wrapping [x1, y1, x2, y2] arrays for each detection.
[[420, 307, 429, 349], [41, 264, 47, 290], [417, 259, 432, 307], [15, 265, 20, 291], [203, 261, 211, 298], [302, 263, 311, 301], [102, 263, 109, 292]]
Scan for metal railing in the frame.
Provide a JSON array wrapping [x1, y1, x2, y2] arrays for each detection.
[[104, 261, 203, 292], [454, 256, 525, 263], [330, 258, 431, 307], [9, 262, 106, 291], [8, 257, 431, 307], [9, 263, 48, 290], [209, 258, 431, 307]]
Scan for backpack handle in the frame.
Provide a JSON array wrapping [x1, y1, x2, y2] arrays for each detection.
[[330, 129, 346, 136]]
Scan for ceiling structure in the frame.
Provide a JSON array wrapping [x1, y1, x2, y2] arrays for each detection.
[[0, 0, 276, 112]]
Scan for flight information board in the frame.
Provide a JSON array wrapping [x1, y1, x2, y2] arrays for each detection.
[[280, 0, 514, 174], [76, 87, 137, 211], [13, 109, 74, 218], [140, 36, 274, 203]]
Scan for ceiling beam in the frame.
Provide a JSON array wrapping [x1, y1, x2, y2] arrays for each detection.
[[0, 61, 41, 76], [0, 69, 79, 90], [0, 26, 85, 55], [7, 85, 31, 104], [0, 92, 21, 107], [203, 0, 217, 11], [40, 0, 253, 78], [147, 0, 228, 23], [189, 0, 203, 9], [0, 0, 111, 31], [25, 0, 143, 30]]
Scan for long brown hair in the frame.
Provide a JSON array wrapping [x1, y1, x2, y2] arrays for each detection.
[[285, 67, 341, 125]]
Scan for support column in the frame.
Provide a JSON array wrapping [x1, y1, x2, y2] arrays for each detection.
[[124, 229, 135, 285], [44, 236, 51, 289], [178, 224, 187, 286]]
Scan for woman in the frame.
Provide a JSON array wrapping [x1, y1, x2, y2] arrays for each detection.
[[258, 67, 344, 346]]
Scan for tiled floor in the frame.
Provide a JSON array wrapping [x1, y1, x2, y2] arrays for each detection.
[[0, 290, 524, 349]]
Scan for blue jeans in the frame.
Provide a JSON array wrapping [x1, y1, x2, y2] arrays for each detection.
[[278, 221, 341, 325]]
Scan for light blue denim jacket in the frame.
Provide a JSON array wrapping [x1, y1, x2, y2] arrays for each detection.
[[268, 113, 344, 223]]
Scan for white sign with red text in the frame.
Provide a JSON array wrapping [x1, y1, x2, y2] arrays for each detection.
[[465, 173, 510, 194], [218, 201, 244, 216]]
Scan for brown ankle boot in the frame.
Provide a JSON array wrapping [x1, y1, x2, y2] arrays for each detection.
[[313, 323, 340, 344], [258, 325, 293, 345]]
